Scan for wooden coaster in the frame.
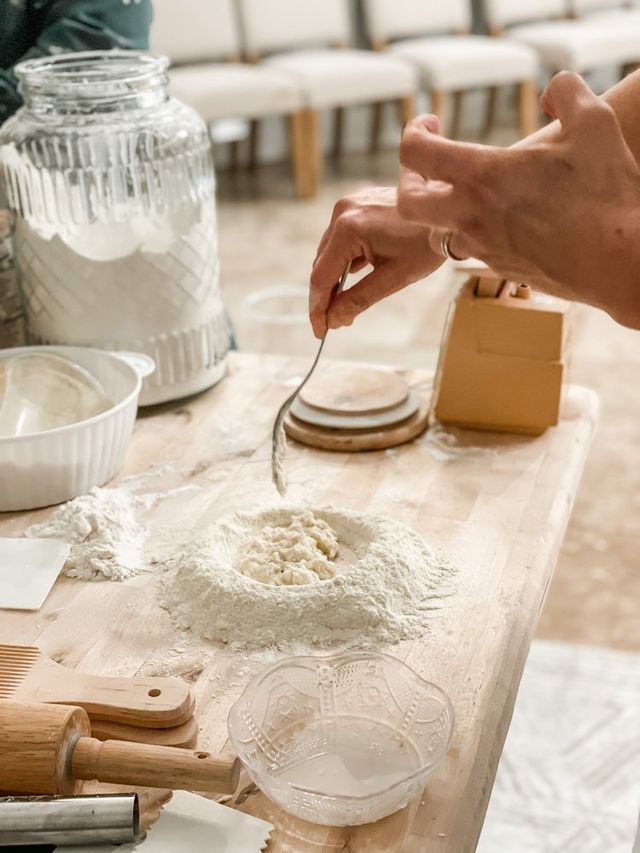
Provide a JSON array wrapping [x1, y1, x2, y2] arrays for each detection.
[[284, 397, 430, 453], [300, 365, 409, 416], [290, 391, 421, 430]]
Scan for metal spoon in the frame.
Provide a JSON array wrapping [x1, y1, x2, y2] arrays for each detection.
[[271, 265, 350, 496]]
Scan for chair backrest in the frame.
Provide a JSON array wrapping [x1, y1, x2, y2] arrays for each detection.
[[569, 0, 626, 13], [151, 0, 240, 63], [362, 0, 471, 44], [482, 0, 568, 29], [236, 0, 351, 56]]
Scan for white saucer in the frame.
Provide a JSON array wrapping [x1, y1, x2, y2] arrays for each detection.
[[290, 391, 422, 430]]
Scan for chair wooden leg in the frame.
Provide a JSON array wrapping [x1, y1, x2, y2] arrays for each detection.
[[398, 94, 415, 127], [228, 140, 240, 173], [288, 112, 310, 199], [304, 108, 322, 195], [518, 79, 538, 138], [430, 90, 446, 131], [288, 109, 321, 199], [332, 107, 344, 159], [248, 120, 260, 170], [370, 102, 383, 154], [451, 90, 464, 139], [483, 86, 498, 138]]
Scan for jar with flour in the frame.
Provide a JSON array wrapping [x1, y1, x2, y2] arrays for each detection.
[[0, 51, 229, 404]]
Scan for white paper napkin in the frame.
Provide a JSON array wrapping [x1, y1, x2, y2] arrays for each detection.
[[0, 538, 69, 610]]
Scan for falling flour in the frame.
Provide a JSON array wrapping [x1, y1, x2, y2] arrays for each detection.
[[160, 506, 454, 651]]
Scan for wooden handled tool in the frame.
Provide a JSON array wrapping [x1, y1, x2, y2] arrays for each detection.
[[0, 645, 194, 728], [0, 701, 239, 797], [91, 716, 198, 749]]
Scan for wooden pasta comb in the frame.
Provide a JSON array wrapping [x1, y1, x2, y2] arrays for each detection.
[[0, 645, 195, 729]]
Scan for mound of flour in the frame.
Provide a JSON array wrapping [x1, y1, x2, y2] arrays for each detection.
[[160, 506, 454, 651]]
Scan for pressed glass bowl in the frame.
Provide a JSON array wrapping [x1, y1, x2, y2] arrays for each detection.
[[228, 651, 454, 826]]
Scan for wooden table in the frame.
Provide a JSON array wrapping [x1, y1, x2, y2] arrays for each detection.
[[0, 353, 598, 853]]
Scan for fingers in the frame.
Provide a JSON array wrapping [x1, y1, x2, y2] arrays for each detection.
[[400, 115, 494, 184], [325, 264, 415, 331], [541, 71, 618, 136], [310, 212, 365, 338]]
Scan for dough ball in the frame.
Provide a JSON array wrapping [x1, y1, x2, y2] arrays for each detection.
[[235, 511, 339, 586]]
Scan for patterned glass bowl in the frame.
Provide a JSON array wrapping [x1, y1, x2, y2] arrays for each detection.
[[228, 651, 454, 826]]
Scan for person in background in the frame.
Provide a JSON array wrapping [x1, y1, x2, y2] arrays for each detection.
[[310, 70, 640, 337], [0, 0, 152, 348], [0, 0, 152, 123]]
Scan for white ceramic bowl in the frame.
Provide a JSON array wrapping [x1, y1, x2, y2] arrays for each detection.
[[228, 651, 454, 826], [0, 346, 154, 511]]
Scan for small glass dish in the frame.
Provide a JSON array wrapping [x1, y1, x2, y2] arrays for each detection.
[[227, 651, 454, 826]]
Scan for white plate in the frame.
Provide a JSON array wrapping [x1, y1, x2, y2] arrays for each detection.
[[0, 537, 70, 610], [290, 391, 422, 430]]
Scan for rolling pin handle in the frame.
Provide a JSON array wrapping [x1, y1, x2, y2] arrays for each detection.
[[71, 737, 240, 795]]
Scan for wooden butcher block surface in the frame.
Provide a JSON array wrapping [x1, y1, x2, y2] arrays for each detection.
[[0, 353, 598, 852]]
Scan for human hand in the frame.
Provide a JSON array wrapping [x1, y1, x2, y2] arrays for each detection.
[[309, 187, 444, 338], [397, 72, 640, 327]]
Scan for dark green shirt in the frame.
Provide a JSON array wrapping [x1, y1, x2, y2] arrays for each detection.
[[0, 0, 152, 122]]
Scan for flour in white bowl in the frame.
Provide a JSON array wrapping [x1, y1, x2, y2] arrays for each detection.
[[160, 506, 454, 652]]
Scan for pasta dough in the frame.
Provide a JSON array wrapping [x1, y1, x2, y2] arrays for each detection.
[[235, 510, 339, 586]]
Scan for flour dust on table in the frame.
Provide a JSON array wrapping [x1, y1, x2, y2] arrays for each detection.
[[25, 482, 199, 581], [160, 506, 454, 651]]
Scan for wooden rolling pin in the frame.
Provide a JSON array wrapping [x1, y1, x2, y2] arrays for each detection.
[[0, 701, 239, 797]]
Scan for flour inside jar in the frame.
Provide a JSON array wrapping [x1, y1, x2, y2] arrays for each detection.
[[235, 511, 339, 586]]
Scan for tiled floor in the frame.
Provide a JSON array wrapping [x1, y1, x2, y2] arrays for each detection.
[[216, 149, 640, 655]]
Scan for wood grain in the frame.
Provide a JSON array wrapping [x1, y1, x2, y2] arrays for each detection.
[[0, 353, 598, 849]]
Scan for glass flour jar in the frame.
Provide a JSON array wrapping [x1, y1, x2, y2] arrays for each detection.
[[0, 51, 229, 404]]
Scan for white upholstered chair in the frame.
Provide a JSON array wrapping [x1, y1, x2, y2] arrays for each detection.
[[484, 0, 640, 74], [151, 0, 314, 197], [568, 0, 636, 17], [361, 0, 540, 138], [236, 0, 419, 195], [568, 0, 640, 68]]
